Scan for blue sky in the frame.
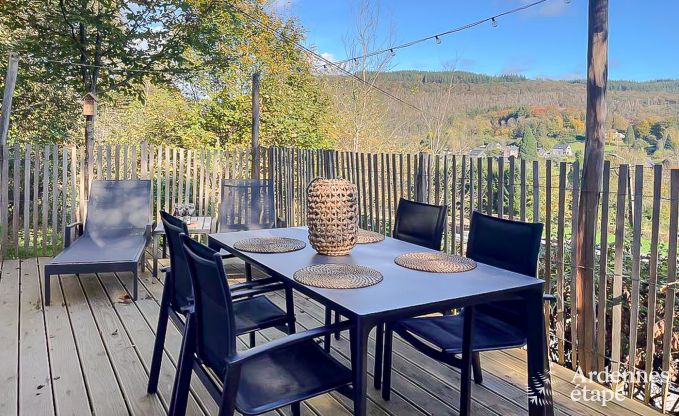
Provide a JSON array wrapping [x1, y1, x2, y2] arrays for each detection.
[[273, 0, 678, 81]]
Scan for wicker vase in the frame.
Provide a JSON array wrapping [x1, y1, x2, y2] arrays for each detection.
[[306, 178, 359, 256]]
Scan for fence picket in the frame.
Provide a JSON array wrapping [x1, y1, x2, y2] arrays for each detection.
[[661, 169, 679, 412], [596, 161, 610, 372], [643, 164, 662, 402], [611, 164, 628, 382], [628, 165, 644, 398], [556, 162, 567, 365]]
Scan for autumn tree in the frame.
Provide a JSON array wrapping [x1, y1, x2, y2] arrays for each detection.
[[519, 126, 538, 159], [624, 125, 636, 146], [0, 0, 205, 184]]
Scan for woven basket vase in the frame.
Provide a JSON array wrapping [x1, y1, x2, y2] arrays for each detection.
[[307, 178, 359, 256]]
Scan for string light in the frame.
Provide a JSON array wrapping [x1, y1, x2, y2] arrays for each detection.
[[226, 2, 424, 113], [334, 0, 555, 65]]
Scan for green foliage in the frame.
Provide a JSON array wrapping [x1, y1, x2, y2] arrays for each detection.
[[666, 133, 675, 150], [1, 0, 335, 149], [625, 125, 636, 146], [519, 127, 538, 159]]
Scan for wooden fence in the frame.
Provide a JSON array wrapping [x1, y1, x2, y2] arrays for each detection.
[[0, 142, 266, 259], [270, 147, 679, 413], [0, 143, 678, 413]]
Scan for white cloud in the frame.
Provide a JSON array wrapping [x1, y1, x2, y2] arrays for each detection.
[[320, 52, 336, 63]]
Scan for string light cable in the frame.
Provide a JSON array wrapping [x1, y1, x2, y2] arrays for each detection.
[[226, 2, 425, 113], [333, 0, 557, 66]]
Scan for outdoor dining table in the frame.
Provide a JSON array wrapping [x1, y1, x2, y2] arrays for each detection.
[[208, 226, 554, 416]]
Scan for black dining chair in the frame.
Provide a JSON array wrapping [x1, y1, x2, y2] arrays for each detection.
[[169, 234, 355, 416], [218, 179, 280, 282], [380, 211, 550, 401], [147, 211, 295, 395], [392, 198, 447, 250]]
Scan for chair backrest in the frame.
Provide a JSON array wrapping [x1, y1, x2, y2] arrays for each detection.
[[159, 211, 193, 312], [85, 180, 152, 238], [466, 211, 543, 326], [392, 198, 447, 250], [218, 179, 276, 232], [465, 211, 543, 277], [180, 234, 237, 376]]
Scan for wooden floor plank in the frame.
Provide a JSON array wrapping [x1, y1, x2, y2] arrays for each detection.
[[129, 269, 226, 415], [271, 292, 502, 416], [77, 272, 166, 415], [0, 259, 20, 415], [97, 271, 205, 416], [5, 256, 663, 416], [37, 258, 91, 416], [18, 258, 54, 416], [59, 274, 129, 416], [501, 349, 660, 416]]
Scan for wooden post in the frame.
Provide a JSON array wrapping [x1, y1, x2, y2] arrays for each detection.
[[251, 72, 261, 180], [576, 0, 608, 375], [0, 53, 19, 147], [0, 52, 18, 259]]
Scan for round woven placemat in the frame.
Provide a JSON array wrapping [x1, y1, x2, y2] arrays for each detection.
[[394, 252, 477, 273], [357, 229, 385, 244], [233, 237, 306, 254], [294, 264, 383, 289]]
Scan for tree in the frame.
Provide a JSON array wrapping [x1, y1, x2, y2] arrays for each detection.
[[666, 133, 675, 150], [519, 126, 538, 159], [0, 0, 203, 184], [1, 0, 335, 150], [331, 0, 397, 152], [624, 125, 636, 146]]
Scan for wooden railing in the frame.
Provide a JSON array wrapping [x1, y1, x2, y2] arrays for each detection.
[[269, 147, 679, 413], [0, 143, 677, 412], [0, 142, 266, 259]]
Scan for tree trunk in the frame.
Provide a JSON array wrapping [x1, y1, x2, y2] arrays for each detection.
[[577, 0, 608, 375], [85, 114, 95, 194]]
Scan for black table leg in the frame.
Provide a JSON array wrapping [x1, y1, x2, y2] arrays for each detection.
[[351, 318, 371, 416], [460, 306, 474, 416], [525, 289, 554, 416]]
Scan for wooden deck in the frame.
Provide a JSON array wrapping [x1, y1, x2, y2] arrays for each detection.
[[0, 256, 662, 416]]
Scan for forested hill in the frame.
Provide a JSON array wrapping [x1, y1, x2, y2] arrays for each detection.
[[375, 70, 679, 93]]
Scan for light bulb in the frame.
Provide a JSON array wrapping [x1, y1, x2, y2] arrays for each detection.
[[435, 36, 442, 44], [491, 18, 498, 28]]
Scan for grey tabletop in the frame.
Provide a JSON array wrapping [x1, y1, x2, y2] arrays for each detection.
[[209, 227, 544, 318]]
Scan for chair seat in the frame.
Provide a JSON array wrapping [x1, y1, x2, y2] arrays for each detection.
[[236, 340, 352, 415], [48, 234, 147, 265], [395, 310, 527, 354], [233, 296, 287, 334]]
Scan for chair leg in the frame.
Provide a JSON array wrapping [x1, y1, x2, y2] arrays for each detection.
[[382, 324, 394, 401], [169, 314, 196, 416], [148, 284, 171, 393], [291, 402, 301, 416], [132, 269, 139, 301], [44, 271, 51, 306], [249, 332, 256, 348], [472, 352, 483, 384], [285, 286, 296, 335], [374, 323, 384, 390], [334, 311, 341, 340], [324, 307, 332, 352], [244, 262, 253, 282], [218, 364, 241, 416]]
